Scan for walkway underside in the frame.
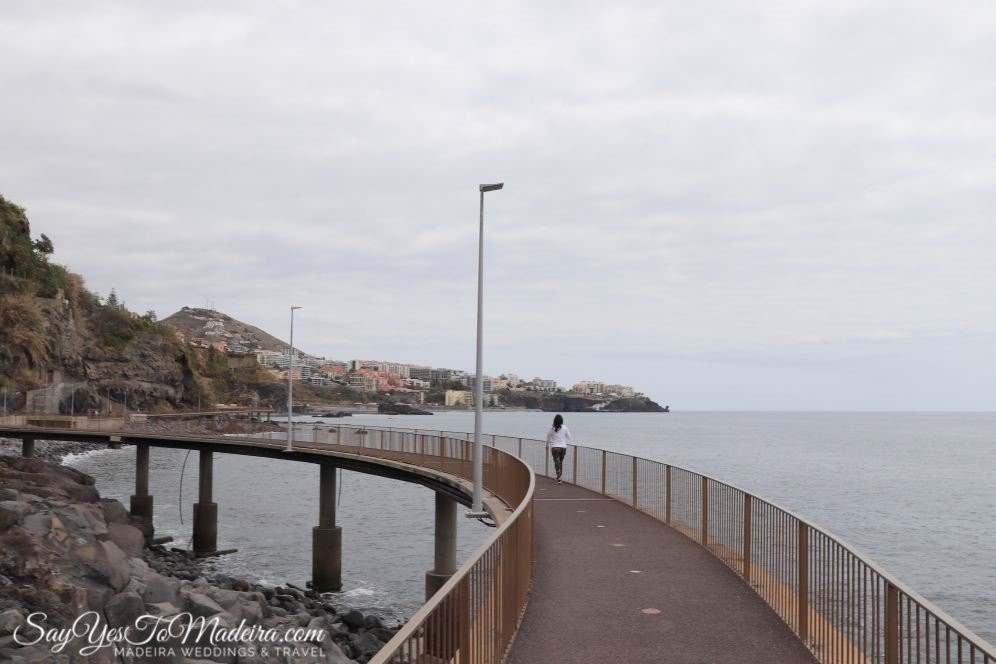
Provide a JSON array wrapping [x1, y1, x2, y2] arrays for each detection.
[[505, 477, 818, 664]]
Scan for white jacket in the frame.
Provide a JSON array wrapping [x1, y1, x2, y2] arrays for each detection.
[[546, 425, 572, 448]]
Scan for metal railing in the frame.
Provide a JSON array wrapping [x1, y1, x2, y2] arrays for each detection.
[[0, 414, 128, 431], [329, 425, 994, 664], [303, 426, 535, 664]]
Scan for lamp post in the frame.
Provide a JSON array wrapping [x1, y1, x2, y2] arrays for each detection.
[[470, 182, 503, 517], [285, 306, 302, 453]]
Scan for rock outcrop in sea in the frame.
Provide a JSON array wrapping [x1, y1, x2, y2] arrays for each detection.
[[0, 450, 397, 663]]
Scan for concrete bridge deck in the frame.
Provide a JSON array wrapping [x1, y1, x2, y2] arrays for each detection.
[[505, 476, 817, 664]]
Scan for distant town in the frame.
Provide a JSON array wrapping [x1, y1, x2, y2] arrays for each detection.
[[178, 307, 644, 407]]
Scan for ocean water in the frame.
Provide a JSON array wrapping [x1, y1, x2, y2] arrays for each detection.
[[68, 411, 996, 643]]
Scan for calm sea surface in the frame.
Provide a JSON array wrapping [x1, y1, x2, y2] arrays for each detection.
[[67, 411, 995, 643]]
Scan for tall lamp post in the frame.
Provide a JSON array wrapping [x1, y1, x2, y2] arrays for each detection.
[[470, 182, 504, 517], [285, 305, 302, 453]]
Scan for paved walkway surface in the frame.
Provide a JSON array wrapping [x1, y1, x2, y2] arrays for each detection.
[[504, 477, 818, 664]]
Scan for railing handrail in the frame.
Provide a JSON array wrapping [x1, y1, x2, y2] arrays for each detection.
[[328, 423, 996, 662], [371, 457, 536, 662]]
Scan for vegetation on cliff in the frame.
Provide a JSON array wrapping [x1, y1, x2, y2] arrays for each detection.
[[0, 195, 201, 411]]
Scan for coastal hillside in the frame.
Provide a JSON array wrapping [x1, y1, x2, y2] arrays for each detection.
[[0, 194, 664, 415], [163, 307, 291, 354]]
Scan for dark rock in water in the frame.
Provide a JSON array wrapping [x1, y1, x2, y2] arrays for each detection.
[[377, 402, 432, 415], [342, 608, 366, 629], [601, 396, 667, 412]]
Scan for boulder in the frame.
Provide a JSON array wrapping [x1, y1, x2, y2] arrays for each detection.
[[75, 577, 116, 614], [145, 601, 181, 618], [350, 630, 386, 658], [182, 589, 226, 618], [237, 598, 264, 625], [98, 499, 131, 525], [106, 522, 144, 558], [0, 608, 24, 636], [0, 501, 31, 530], [95, 540, 131, 592], [323, 639, 355, 664], [19, 511, 52, 539], [141, 573, 181, 606], [105, 590, 144, 628], [69, 503, 108, 538], [205, 587, 248, 622], [341, 608, 365, 630]]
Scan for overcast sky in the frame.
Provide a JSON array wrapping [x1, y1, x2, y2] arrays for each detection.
[[3, 1, 996, 410]]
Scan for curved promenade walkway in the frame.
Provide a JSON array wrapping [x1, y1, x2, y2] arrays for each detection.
[[506, 476, 817, 664]]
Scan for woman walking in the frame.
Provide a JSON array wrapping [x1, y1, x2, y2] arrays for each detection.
[[546, 414, 571, 483]]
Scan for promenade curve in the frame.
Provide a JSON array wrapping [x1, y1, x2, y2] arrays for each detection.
[[357, 425, 995, 664]]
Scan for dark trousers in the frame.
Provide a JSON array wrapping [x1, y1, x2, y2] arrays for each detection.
[[551, 447, 566, 479]]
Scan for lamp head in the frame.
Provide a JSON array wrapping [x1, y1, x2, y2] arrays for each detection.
[[479, 183, 504, 192]]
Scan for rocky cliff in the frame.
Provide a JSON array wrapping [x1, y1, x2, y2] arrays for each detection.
[[0, 195, 205, 414]]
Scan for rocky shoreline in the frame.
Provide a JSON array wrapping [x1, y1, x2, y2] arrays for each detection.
[[0, 429, 400, 663]]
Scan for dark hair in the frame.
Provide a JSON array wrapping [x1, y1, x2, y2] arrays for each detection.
[[553, 414, 563, 431]]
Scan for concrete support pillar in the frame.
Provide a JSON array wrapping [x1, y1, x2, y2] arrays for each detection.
[[130, 444, 154, 532], [192, 450, 217, 555], [21, 438, 35, 458], [425, 493, 458, 600], [313, 463, 342, 592]]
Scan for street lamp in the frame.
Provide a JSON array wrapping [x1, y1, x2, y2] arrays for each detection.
[[285, 306, 302, 453], [470, 182, 504, 517]]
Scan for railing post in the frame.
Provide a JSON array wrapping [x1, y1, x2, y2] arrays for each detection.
[[798, 521, 809, 643], [701, 476, 708, 546], [600, 449, 607, 495], [517, 437, 522, 458], [743, 493, 752, 584], [665, 465, 672, 524], [572, 445, 578, 484], [458, 579, 471, 662], [886, 582, 899, 664], [631, 456, 638, 508]]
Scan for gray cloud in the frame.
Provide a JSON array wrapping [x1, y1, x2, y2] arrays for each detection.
[[3, 1, 996, 408]]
